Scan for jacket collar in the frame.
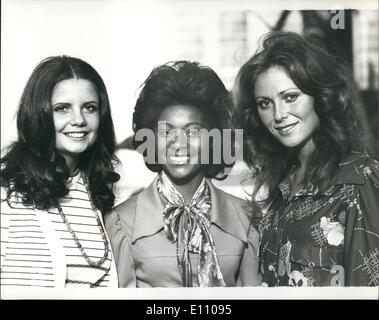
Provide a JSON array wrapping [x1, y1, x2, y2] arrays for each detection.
[[278, 151, 370, 201], [334, 151, 370, 185], [132, 176, 248, 244]]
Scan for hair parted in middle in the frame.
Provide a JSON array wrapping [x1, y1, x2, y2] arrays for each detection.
[[233, 31, 366, 204], [132, 60, 234, 178], [1, 55, 119, 213]]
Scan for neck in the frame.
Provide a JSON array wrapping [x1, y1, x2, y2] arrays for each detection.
[[168, 173, 205, 203], [297, 138, 315, 172], [61, 154, 79, 176]]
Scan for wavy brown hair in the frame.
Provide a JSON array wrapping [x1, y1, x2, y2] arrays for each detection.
[[234, 31, 367, 206], [1, 56, 119, 213]]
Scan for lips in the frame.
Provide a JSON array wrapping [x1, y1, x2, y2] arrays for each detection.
[[63, 131, 89, 139], [167, 155, 190, 165], [274, 122, 298, 134]]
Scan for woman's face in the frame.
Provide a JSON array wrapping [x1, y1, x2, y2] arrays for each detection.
[[51, 78, 100, 169], [155, 104, 209, 184], [254, 66, 319, 153]]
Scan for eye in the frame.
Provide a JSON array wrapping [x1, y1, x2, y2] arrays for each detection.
[[83, 104, 99, 113], [284, 93, 299, 103], [256, 99, 272, 110], [159, 130, 173, 139], [186, 128, 201, 138], [52, 104, 70, 113]]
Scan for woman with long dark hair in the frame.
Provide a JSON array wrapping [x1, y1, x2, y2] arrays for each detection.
[[1, 56, 120, 288], [234, 32, 379, 286], [105, 60, 261, 287]]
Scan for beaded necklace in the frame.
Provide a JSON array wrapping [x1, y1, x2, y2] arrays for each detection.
[[56, 174, 109, 267]]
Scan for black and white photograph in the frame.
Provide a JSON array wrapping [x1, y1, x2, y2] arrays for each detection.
[[1, 0, 378, 303]]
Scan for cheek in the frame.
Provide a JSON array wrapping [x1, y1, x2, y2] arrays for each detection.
[[257, 110, 272, 129], [300, 99, 319, 130], [156, 136, 167, 153], [307, 112, 320, 133], [189, 139, 202, 154], [52, 114, 67, 132], [89, 114, 100, 132]]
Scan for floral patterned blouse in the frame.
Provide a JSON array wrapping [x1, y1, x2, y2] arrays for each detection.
[[259, 152, 379, 286]]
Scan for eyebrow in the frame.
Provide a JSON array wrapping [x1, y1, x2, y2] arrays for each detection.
[[51, 100, 98, 107], [164, 122, 205, 129], [279, 88, 299, 95], [51, 102, 70, 108], [184, 122, 205, 128], [82, 101, 99, 105], [255, 87, 299, 99]]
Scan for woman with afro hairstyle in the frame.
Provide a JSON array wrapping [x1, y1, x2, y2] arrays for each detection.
[[105, 60, 261, 287]]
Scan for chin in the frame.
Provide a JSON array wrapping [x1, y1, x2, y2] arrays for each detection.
[[167, 169, 193, 181], [164, 165, 202, 184], [277, 138, 302, 148], [66, 148, 88, 155]]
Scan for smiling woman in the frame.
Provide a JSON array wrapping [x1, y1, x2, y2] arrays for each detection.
[[105, 60, 261, 288], [155, 104, 207, 198], [1, 56, 120, 288], [52, 78, 100, 172], [234, 31, 379, 287], [254, 66, 319, 152]]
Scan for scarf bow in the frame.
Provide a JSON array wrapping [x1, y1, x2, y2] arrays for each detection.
[[158, 172, 225, 287]]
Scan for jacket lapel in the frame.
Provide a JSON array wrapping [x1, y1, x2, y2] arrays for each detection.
[[132, 176, 165, 243], [132, 176, 249, 244], [208, 181, 249, 244]]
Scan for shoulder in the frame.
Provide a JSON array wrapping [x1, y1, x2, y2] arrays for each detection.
[[105, 194, 139, 236], [114, 194, 139, 216], [211, 183, 249, 205], [335, 152, 379, 185], [210, 183, 253, 223]]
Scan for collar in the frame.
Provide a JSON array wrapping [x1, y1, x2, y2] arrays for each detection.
[[334, 151, 370, 185], [131, 176, 248, 244], [278, 151, 371, 201]]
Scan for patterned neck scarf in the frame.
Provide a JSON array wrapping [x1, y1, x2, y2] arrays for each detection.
[[157, 171, 226, 287]]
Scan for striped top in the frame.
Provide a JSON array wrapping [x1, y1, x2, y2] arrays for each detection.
[[1, 173, 117, 288]]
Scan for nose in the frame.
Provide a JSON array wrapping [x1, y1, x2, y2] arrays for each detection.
[[70, 108, 86, 126], [273, 103, 288, 122], [169, 129, 187, 149]]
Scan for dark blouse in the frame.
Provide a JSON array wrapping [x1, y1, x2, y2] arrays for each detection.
[[259, 152, 379, 286]]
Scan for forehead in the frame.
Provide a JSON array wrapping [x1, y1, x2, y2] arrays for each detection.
[[254, 66, 297, 96], [51, 78, 98, 102], [157, 104, 208, 127]]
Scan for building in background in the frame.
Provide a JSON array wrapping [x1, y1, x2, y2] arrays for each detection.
[[353, 10, 379, 153], [353, 10, 379, 90], [169, 4, 378, 154], [116, 5, 378, 203]]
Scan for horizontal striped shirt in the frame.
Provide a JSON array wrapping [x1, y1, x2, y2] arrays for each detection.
[[1, 173, 116, 288]]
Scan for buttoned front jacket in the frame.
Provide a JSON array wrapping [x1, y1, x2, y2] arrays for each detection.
[[105, 177, 261, 287]]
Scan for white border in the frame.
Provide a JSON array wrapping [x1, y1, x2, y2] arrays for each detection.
[[1, 0, 378, 300]]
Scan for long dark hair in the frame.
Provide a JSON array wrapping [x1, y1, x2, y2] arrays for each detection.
[[1, 56, 119, 213], [234, 31, 366, 205], [133, 60, 233, 178]]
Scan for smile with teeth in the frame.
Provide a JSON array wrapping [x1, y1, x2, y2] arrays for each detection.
[[168, 155, 190, 164], [64, 131, 88, 139], [275, 122, 298, 134]]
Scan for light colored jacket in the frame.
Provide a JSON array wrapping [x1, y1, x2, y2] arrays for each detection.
[[105, 177, 261, 287]]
